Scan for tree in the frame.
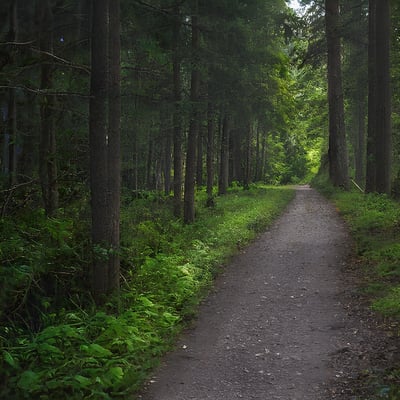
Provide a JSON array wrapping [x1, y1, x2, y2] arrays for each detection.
[[37, 0, 59, 217], [365, 0, 377, 192], [183, 0, 200, 224], [89, 0, 121, 298], [374, 0, 392, 194], [365, 0, 392, 194], [107, 0, 121, 291], [325, 0, 349, 188], [172, 3, 183, 217]]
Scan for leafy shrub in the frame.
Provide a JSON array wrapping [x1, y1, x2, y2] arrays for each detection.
[[1, 185, 295, 399]]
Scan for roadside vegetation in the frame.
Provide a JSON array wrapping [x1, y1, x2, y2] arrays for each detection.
[[313, 174, 400, 398], [0, 185, 294, 400]]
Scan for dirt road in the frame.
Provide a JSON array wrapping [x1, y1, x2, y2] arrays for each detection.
[[138, 186, 362, 399]]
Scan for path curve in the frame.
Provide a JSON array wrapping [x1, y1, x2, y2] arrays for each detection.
[[139, 186, 353, 399]]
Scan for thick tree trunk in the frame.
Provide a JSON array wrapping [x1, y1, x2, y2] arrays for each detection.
[[218, 113, 230, 195], [325, 0, 349, 188], [172, 5, 182, 217], [375, 0, 392, 194], [184, 1, 200, 224], [89, 0, 109, 297], [107, 0, 121, 291], [38, 0, 58, 216], [365, 0, 377, 192]]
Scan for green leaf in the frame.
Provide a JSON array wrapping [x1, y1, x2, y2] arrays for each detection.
[[17, 370, 41, 391], [74, 374, 92, 387], [3, 350, 19, 368], [85, 343, 112, 357], [107, 367, 124, 383]]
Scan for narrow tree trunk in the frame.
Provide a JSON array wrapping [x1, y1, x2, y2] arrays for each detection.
[[89, 0, 109, 297], [184, 0, 200, 224], [164, 108, 172, 195], [7, 1, 18, 187], [196, 124, 203, 187], [206, 101, 214, 207], [243, 121, 252, 190], [218, 113, 230, 195], [365, 0, 377, 192], [325, 0, 349, 188], [375, 0, 392, 194], [172, 4, 182, 217], [107, 0, 121, 291], [355, 100, 366, 185], [255, 124, 260, 181], [7, 89, 17, 187], [38, 0, 58, 216]]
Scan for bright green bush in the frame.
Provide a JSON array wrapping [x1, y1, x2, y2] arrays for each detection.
[[1, 185, 294, 399]]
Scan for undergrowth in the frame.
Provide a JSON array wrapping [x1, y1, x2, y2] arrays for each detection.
[[0, 185, 294, 399], [313, 174, 400, 398]]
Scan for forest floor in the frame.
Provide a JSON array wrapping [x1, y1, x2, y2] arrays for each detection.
[[137, 185, 396, 400]]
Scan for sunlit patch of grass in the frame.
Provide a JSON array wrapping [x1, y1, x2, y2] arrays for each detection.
[[1, 185, 295, 400]]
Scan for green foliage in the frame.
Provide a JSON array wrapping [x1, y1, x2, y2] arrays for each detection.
[[314, 179, 400, 396], [1, 185, 294, 399]]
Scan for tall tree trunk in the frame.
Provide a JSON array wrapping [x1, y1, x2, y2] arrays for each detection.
[[7, 0, 18, 187], [184, 0, 200, 224], [89, 0, 109, 297], [196, 124, 203, 187], [347, 0, 367, 187], [107, 0, 121, 291], [365, 0, 377, 192], [38, 0, 58, 216], [325, 0, 349, 189], [255, 124, 261, 181], [206, 101, 214, 207], [355, 100, 366, 185], [375, 0, 392, 194], [218, 113, 230, 195], [172, 4, 182, 217], [243, 121, 252, 190], [163, 107, 172, 195]]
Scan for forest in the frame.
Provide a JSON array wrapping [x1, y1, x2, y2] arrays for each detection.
[[1, 0, 400, 398]]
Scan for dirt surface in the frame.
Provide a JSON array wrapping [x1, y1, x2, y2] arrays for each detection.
[[138, 185, 393, 400]]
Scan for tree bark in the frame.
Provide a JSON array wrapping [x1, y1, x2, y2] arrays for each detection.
[[206, 101, 214, 207], [7, 0, 18, 188], [38, 0, 59, 216], [218, 113, 230, 195], [374, 0, 392, 194], [184, 0, 200, 224], [325, 0, 349, 188], [172, 4, 182, 217], [196, 124, 203, 187], [107, 0, 121, 291], [243, 121, 252, 190], [365, 0, 377, 192], [89, 0, 109, 297]]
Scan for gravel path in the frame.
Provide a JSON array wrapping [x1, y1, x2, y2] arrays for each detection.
[[138, 186, 357, 399]]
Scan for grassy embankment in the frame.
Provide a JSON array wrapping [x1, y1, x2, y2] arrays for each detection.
[[313, 175, 400, 398], [1, 185, 294, 399]]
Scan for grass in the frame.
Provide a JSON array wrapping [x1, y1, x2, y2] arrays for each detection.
[[313, 174, 400, 398], [0, 184, 295, 400]]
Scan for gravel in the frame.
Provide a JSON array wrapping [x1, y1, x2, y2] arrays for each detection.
[[137, 185, 396, 400]]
